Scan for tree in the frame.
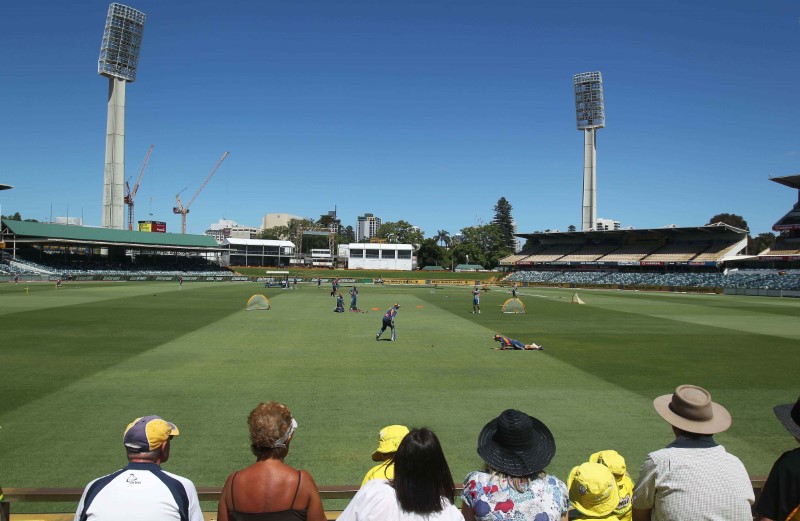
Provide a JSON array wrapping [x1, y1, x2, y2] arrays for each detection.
[[493, 197, 516, 250], [377, 220, 424, 249], [454, 223, 511, 269], [338, 225, 355, 244], [433, 229, 451, 248], [707, 213, 748, 231], [568, 224, 577, 232], [1, 212, 24, 221], [257, 226, 289, 240], [416, 238, 450, 268], [751, 232, 776, 254]]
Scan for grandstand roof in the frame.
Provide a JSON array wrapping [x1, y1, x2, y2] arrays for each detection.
[[770, 174, 800, 190], [516, 223, 747, 241], [1, 219, 220, 250]]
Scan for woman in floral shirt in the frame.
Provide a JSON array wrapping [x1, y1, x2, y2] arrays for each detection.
[[461, 409, 568, 521]]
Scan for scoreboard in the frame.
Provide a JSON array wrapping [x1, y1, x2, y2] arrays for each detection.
[[138, 221, 167, 233]]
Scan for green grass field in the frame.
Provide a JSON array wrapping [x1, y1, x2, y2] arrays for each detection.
[[1, 280, 798, 511]]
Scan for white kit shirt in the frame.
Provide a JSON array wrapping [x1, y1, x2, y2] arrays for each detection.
[[74, 461, 203, 521]]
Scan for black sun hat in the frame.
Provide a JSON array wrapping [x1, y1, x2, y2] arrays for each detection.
[[774, 396, 800, 440], [477, 409, 556, 477]]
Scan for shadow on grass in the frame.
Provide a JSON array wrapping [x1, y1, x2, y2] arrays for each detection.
[[0, 285, 245, 416]]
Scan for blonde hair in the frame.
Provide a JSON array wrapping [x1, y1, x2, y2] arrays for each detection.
[[248, 401, 293, 459], [486, 466, 546, 494]]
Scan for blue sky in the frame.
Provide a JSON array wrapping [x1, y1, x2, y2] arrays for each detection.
[[0, 0, 798, 236]]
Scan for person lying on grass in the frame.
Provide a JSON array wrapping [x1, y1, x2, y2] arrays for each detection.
[[492, 334, 544, 350]]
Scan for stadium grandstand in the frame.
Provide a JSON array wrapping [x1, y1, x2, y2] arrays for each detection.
[[504, 223, 748, 270], [501, 222, 800, 296], [759, 174, 800, 261], [0, 219, 231, 281]]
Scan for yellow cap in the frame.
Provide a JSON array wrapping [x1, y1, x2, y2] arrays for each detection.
[[568, 462, 620, 518], [589, 449, 628, 480], [371, 425, 409, 461]]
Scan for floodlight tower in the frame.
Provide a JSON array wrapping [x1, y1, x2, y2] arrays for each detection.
[[573, 71, 605, 231], [98, 3, 146, 229]]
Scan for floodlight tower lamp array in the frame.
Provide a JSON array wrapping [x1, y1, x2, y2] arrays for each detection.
[[573, 71, 605, 232], [98, 3, 146, 230]]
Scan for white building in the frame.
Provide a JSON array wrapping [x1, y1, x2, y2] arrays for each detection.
[[55, 217, 83, 226], [222, 238, 295, 267], [205, 219, 259, 243], [596, 218, 621, 231], [262, 213, 304, 230], [340, 242, 413, 271], [356, 213, 382, 241]]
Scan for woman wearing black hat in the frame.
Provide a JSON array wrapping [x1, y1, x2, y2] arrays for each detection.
[[461, 409, 568, 521]]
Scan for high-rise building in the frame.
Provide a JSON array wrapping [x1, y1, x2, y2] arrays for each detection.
[[357, 213, 382, 241]]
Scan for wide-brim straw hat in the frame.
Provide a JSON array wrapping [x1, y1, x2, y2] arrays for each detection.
[[653, 385, 731, 435], [477, 409, 555, 477], [774, 396, 800, 439]]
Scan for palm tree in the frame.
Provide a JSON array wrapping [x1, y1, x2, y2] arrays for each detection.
[[434, 230, 450, 248]]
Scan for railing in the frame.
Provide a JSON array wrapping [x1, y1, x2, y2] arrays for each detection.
[[1, 485, 366, 521], [1, 478, 766, 521]]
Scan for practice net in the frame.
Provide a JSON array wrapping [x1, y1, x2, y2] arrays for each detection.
[[246, 294, 271, 311], [501, 298, 526, 314]]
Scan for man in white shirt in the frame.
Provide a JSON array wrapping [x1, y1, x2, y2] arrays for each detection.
[[74, 415, 203, 521], [631, 385, 754, 521]]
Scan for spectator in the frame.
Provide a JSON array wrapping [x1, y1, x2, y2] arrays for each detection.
[[631, 384, 754, 521], [361, 425, 410, 486], [755, 395, 800, 521], [567, 462, 620, 520], [338, 427, 463, 520], [217, 401, 325, 521], [588, 450, 634, 521], [74, 415, 203, 521], [461, 409, 568, 521]]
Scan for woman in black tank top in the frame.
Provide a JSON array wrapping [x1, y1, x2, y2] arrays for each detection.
[[217, 402, 326, 521]]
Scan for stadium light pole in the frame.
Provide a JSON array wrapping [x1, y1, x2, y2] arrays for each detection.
[[573, 72, 605, 231], [98, 3, 146, 229]]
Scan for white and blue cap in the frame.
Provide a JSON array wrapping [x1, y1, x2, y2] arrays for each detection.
[[123, 415, 180, 453]]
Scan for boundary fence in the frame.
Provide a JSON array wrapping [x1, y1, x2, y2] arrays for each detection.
[[0, 477, 767, 521]]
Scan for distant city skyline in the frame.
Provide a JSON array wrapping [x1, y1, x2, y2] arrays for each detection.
[[1, 1, 798, 237]]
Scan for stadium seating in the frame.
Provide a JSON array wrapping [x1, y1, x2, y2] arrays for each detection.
[[642, 241, 701, 262], [598, 243, 659, 262], [506, 270, 800, 291], [559, 244, 617, 262]]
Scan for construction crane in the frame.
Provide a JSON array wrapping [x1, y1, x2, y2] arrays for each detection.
[[124, 145, 154, 231], [173, 151, 229, 234]]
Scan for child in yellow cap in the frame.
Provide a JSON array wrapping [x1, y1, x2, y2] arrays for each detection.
[[568, 462, 620, 520], [361, 425, 410, 486], [589, 450, 634, 521]]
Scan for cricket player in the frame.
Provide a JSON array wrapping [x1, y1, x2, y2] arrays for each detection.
[[376, 303, 400, 341], [471, 286, 481, 314], [493, 334, 544, 350]]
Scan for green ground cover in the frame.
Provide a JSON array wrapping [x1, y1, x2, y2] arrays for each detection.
[[0, 281, 797, 512]]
